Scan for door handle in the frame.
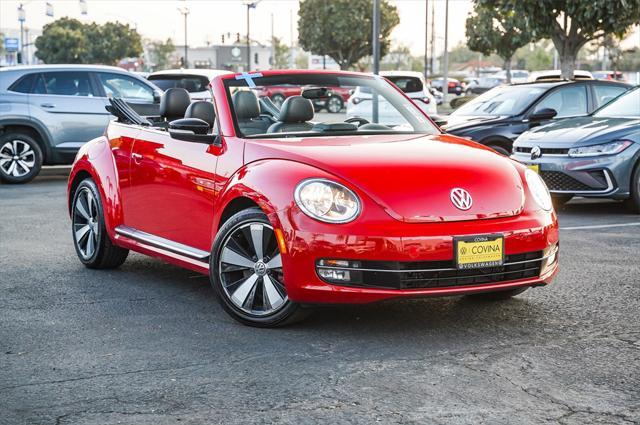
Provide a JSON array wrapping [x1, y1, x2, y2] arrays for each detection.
[[131, 153, 143, 164], [40, 103, 56, 108]]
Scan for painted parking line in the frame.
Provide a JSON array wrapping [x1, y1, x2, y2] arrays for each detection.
[[561, 222, 640, 230]]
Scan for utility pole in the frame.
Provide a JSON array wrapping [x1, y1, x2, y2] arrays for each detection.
[[18, 3, 25, 64], [442, 0, 450, 103], [271, 13, 275, 69], [424, 0, 428, 79], [245, 1, 261, 72], [430, 0, 435, 75], [177, 3, 190, 68], [372, 0, 380, 123]]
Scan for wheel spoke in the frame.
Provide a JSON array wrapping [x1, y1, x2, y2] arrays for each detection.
[[250, 224, 264, 260], [12, 141, 19, 156], [230, 273, 259, 306], [86, 191, 95, 218], [19, 159, 34, 169], [0, 152, 11, 159], [20, 143, 31, 156], [75, 194, 91, 220], [267, 254, 282, 269], [263, 275, 285, 310], [6, 161, 16, 176], [86, 230, 95, 257], [221, 247, 255, 269], [75, 224, 91, 243]]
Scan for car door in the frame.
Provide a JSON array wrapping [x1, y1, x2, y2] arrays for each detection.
[[94, 72, 161, 117], [123, 127, 218, 252], [27, 71, 110, 149]]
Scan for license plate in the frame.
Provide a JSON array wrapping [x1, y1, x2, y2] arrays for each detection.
[[455, 235, 504, 269], [526, 164, 540, 173]]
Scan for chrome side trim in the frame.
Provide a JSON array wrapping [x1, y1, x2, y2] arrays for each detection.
[[548, 169, 615, 194], [316, 250, 554, 274], [115, 225, 210, 261]]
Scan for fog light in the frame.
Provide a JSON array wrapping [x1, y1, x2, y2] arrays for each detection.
[[316, 259, 362, 284], [541, 244, 559, 276]]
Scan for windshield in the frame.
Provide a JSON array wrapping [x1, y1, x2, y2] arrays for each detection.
[[148, 75, 210, 93], [224, 73, 438, 138], [453, 85, 545, 116], [594, 87, 639, 118]]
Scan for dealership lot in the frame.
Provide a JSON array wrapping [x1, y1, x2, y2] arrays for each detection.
[[1, 172, 638, 424]]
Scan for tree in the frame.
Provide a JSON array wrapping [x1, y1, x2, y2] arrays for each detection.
[[271, 37, 291, 69], [298, 0, 400, 70], [479, 0, 640, 78], [35, 18, 142, 65], [466, 3, 535, 83], [148, 38, 175, 71]]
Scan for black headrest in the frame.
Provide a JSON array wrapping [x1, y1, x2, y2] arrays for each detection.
[[160, 88, 191, 120], [279, 96, 314, 123], [185, 101, 215, 128], [233, 91, 260, 119]]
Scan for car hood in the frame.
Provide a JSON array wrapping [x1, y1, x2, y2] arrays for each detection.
[[245, 133, 524, 222], [443, 115, 509, 132], [517, 116, 640, 147]]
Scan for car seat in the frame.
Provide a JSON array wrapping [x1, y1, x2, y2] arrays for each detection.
[[267, 96, 315, 133]]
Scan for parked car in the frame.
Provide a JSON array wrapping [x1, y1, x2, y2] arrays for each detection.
[[67, 70, 558, 327], [380, 71, 438, 115], [431, 77, 463, 95], [527, 70, 594, 82], [148, 69, 232, 101], [491, 69, 530, 84], [443, 80, 631, 155], [592, 71, 626, 82], [0, 65, 162, 183], [465, 76, 506, 95], [512, 86, 640, 210], [255, 84, 350, 113]]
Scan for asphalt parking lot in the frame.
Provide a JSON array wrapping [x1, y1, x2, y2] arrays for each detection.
[[1, 170, 639, 425]]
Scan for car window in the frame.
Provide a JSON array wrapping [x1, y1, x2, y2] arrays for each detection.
[[533, 85, 587, 118], [594, 88, 640, 118], [35, 72, 96, 97], [8, 73, 36, 93], [97, 73, 154, 101], [593, 84, 627, 108], [385, 77, 423, 93], [148, 75, 210, 93]]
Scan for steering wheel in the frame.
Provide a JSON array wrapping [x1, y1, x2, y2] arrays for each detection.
[[344, 117, 370, 127]]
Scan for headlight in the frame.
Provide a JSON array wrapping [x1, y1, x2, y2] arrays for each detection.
[[294, 179, 361, 223], [568, 140, 632, 157], [525, 169, 552, 211]]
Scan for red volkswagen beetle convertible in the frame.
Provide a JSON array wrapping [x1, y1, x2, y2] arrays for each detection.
[[67, 70, 559, 327]]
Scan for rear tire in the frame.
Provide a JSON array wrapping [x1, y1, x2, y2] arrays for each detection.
[[326, 95, 344, 113], [210, 208, 308, 327], [488, 144, 510, 156], [467, 287, 529, 300], [0, 133, 43, 184], [271, 93, 285, 108], [624, 163, 640, 213], [71, 179, 129, 269]]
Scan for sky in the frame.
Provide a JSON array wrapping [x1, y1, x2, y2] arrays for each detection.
[[0, 0, 474, 56]]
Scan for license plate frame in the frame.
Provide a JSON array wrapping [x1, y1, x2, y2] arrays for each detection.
[[454, 234, 505, 270]]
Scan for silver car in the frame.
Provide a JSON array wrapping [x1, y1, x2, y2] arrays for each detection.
[[0, 65, 162, 183]]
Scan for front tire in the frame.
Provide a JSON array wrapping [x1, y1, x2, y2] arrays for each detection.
[[625, 163, 640, 213], [210, 208, 307, 327], [488, 144, 510, 156], [71, 179, 129, 269], [0, 133, 43, 184], [325, 95, 344, 113]]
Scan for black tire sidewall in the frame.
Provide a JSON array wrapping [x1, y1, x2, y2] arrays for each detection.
[[71, 179, 108, 266], [628, 162, 640, 213], [209, 208, 299, 327], [488, 144, 510, 156], [0, 133, 43, 184], [326, 95, 344, 113], [271, 94, 285, 107]]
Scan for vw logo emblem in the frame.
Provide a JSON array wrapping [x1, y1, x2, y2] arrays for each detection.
[[530, 146, 542, 160], [254, 261, 268, 276], [450, 188, 473, 211]]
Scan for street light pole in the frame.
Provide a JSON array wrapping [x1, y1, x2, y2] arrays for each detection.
[[244, 1, 261, 72], [177, 5, 190, 67], [18, 3, 25, 64], [442, 0, 450, 103], [424, 0, 428, 79], [372, 0, 380, 123]]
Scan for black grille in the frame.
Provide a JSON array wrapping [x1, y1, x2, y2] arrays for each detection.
[[321, 251, 543, 290], [540, 171, 594, 191], [514, 147, 569, 155]]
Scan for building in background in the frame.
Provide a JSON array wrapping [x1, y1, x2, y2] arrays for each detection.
[[173, 43, 272, 72]]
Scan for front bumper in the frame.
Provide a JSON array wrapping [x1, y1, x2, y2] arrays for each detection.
[[278, 208, 558, 304], [512, 147, 639, 199]]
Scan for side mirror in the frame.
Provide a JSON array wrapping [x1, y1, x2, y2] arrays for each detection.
[[529, 108, 557, 122], [153, 90, 162, 104], [169, 118, 210, 135]]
